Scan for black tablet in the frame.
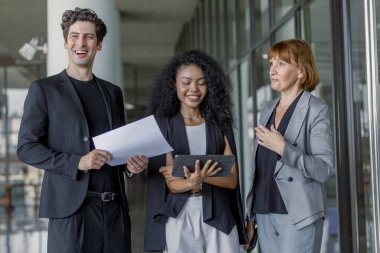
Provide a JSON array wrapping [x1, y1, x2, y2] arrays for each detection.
[[172, 155, 235, 177]]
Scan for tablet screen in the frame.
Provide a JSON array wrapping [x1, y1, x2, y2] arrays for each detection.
[[172, 155, 235, 177]]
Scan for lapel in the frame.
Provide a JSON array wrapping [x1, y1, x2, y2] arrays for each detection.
[[59, 70, 113, 130], [59, 70, 85, 114], [283, 91, 310, 146], [170, 112, 190, 155], [274, 91, 310, 174], [259, 97, 279, 126], [252, 98, 279, 171], [170, 112, 216, 155], [94, 75, 112, 129]]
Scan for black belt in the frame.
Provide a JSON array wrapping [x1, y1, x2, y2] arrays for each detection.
[[87, 191, 120, 202]]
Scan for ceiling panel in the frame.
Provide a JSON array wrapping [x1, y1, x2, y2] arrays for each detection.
[[0, 0, 198, 89]]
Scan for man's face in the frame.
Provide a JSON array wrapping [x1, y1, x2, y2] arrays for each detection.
[[64, 21, 102, 70]]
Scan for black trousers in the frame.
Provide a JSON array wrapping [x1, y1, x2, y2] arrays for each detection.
[[47, 195, 131, 253]]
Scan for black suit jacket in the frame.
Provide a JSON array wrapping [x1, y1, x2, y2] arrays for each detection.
[[17, 70, 129, 218]]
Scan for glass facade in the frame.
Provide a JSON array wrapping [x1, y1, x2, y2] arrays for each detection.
[[176, 0, 380, 252]]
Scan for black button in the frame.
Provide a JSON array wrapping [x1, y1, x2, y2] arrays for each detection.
[[293, 143, 297, 146], [288, 177, 293, 182]]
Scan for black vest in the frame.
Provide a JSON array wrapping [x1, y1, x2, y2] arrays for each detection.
[[143, 112, 248, 251]]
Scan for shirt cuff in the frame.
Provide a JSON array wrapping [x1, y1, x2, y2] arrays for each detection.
[[125, 167, 134, 178]]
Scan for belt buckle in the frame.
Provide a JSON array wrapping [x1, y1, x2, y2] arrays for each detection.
[[100, 192, 114, 202]]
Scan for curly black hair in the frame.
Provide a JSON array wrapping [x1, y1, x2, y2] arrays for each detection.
[[148, 50, 234, 133], [61, 7, 107, 44]]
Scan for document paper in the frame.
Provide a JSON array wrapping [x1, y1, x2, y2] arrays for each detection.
[[93, 115, 173, 166]]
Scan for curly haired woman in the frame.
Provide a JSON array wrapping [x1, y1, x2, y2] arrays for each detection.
[[143, 50, 248, 253]]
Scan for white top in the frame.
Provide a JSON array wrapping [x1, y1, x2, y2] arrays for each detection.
[[185, 122, 206, 155]]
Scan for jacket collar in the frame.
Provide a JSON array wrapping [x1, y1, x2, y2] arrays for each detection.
[[58, 70, 112, 129], [168, 112, 223, 156], [259, 91, 310, 142]]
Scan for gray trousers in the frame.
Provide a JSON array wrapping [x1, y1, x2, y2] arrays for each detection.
[[256, 213, 323, 253], [47, 195, 131, 253]]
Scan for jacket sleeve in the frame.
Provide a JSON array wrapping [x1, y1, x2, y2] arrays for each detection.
[[279, 104, 334, 183], [17, 81, 81, 180]]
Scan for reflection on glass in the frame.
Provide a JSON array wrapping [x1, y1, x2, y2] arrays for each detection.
[[274, 17, 295, 43], [273, 0, 296, 23], [378, 0, 380, 82], [229, 69, 239, 124], [229, 69, 242, 181], [254, 43, 272, 124], [199, 4, 205, 49], [227, 0, 237, 68], [239, 0, 252, 54], [240, 58, 253, 196], [217, 0, 226, 70], [194, 8, 200, 49], [253, 0, 269, 42], [204, 0, 210, 54], [210, 0, 217, 57], [302, 1, 339, 252], [350, 0, 375, 252]]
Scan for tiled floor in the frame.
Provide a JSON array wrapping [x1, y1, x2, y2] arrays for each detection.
[[0, 173, 150, 253]]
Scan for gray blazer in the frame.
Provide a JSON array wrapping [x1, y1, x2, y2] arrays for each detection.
[[246, 91, 334, 229]]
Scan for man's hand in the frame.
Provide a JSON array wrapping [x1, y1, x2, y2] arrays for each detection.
[[78, 149, 112, 172], [126, 155, 148, 174]]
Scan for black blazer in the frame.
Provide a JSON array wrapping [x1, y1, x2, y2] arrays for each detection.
[[17, 70, 129, 218], [144, 113, 248, 251]]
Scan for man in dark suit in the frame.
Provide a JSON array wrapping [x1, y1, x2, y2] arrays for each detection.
[[17, 7, 147, 253]]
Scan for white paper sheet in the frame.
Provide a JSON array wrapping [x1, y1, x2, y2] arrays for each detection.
[[93, 115, 173, 166]]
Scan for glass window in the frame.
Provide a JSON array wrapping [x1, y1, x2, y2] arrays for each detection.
[[349, 0, 379, 251], [240, 57, 254, 195], [377, 0, 380, 81], [227, 0, 237, 68], [239, 0, 252, 54], [229, 68, 241, 166], [194, 8, 201, 49], [274, 17, 295, 43], [253, 42, 272, 122], [302, 1, 339, 252], [210, 0, 218, 57], [217, 0, 227, 69], [273, 0, 296, 23], [199, 3, 205, 49], [230, 69, 240, 125], [253, 0, 269, 43], [191, 18, 197, 49], [204, 0, 211, 54]]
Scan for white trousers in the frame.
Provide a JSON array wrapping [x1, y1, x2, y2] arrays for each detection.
[[164, 196, 240, 253]]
